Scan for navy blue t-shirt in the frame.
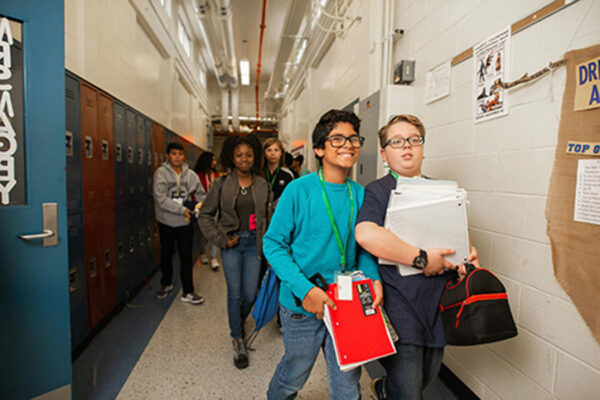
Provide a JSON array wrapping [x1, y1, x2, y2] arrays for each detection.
[[356, 173, 448, 347]]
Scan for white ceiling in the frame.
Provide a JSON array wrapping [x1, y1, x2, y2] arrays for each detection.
[[205, 0, 296, 123]]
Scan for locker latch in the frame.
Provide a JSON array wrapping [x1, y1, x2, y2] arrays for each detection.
[[128, 146, 134, 164], [138, 148, 143, 165], [104, 248, 111, 268], [85, 136, 93, 158], [117, 242, 124, 260], [90, 256, 97, 278], [66, 131, 73, 157], [147, 150, 152, 166], [69, 268, 77, 293], [116, 144, 122, 162], [102, 140, 109, 160]]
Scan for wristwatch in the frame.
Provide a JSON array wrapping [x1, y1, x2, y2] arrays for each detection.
[[412, 249, 428, 269]]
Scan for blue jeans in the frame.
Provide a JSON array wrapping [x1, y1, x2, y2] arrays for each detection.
[[267, 306, 361, 400], [379, 344, 444, 400], [220, 230, 261, 339]]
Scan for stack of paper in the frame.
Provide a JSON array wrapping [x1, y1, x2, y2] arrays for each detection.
[[380, 179, 470, 276], [323, 278, 396, 371]]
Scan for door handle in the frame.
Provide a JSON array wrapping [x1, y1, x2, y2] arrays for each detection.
[[19, 229, 55, 240], [17, 203, 59, 246]]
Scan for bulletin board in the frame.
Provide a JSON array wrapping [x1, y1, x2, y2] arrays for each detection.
[[546, 43, 600, 344]]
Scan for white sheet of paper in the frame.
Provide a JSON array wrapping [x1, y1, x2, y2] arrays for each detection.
[[574, 159, 600, 226], [337, 275, 353, 301]]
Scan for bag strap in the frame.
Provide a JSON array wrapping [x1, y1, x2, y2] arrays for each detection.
[[447, 262, 477, 285]]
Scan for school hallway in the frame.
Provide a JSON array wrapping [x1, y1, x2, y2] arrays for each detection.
[[72, 252, 461, 399]]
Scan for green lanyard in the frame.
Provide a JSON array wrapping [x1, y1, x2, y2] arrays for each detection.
[[318, 169, 354, 271], [266, 166, 280, 188]]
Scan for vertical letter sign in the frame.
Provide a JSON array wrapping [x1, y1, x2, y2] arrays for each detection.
[[0, 16, 25, 206]]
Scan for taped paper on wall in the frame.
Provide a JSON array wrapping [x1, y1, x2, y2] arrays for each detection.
[[574, 159, 600, 226]]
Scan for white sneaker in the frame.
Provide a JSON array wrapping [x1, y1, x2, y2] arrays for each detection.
[[210, 257, 220, 271], [181, 292, 204, 305], [200, 254, 209, 264]]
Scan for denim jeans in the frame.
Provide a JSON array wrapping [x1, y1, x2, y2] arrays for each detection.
[[379, 344, 444, 400], [267, 306, 361, 400], [220, 230, 261, 339]]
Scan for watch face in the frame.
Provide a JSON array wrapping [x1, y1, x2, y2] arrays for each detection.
[[414, 256, 427, 269]]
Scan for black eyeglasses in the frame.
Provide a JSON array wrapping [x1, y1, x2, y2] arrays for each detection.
[[325, 135, 366, 148], [383, 135, 424, 149]]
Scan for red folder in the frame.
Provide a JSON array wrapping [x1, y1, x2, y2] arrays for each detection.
[[323, 279, 396, 371]]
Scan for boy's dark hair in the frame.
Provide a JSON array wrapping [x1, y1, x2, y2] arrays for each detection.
[[312, 109, 360, 163], [219, 134, 262, 173], [294, 154, 304, 166], [166, 142, 184, 154], [284, 152, 294, 168], [194, 151, 215, 174]]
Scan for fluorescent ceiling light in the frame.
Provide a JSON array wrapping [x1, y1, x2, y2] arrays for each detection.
[[240, 59, 250, 86]]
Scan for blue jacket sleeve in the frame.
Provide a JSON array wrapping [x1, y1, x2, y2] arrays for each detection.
[[262, 185, 315, 302]]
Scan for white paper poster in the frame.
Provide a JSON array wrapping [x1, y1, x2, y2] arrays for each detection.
[[473, 27, 510, 123], [426, 61, 451, 104], [574, 159, 600, 226]]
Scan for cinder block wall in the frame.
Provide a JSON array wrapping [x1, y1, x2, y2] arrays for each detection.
[[281, 0, 600, 398], [401, 0, 600, 398]]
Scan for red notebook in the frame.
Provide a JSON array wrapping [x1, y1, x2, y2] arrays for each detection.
[[323, 279, 396, 371]]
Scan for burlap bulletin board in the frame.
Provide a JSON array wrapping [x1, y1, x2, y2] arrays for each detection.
[[546, 43, 600, 343]]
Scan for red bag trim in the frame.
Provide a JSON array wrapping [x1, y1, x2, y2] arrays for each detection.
[[455, 293, 508, 328]]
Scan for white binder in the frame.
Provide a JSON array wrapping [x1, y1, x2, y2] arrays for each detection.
[[379, 181, 470, 276]]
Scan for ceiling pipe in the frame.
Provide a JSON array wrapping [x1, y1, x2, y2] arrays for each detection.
[[230, 89, 240, 131], [196, 0, 229, 89], [221, 90, 230, 130], [255, 0, 268, 128], [214, 0, 239, 89]]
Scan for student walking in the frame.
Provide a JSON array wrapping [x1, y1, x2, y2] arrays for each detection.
[[262, 137, 294, 202], [264, 109, 382, 400], [153, 142, 205, 304], [197, 135, 272, 369], [194, 151, 220, 270], [355, 115, 479, 399]]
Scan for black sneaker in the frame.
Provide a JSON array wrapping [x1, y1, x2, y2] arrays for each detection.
[[156, 284, 173, 299], [233, 338, 248, 369], [181, 292, 204, 305]]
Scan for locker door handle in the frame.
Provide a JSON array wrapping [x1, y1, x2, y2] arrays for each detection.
[[138, 148, 143, 165], [85, 136, 93, 158], [116, 144, 122, 162], [102, 140, 109, 160], [17, 203, 58, 246], [66, 131, 73, 156]]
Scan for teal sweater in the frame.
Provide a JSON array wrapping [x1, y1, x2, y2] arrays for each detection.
[[263, 172, 381, 315]]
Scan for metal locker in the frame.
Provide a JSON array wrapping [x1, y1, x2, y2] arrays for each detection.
[[66, 71, 82, 213], [152, 122, 165, 174], [115, 202, 129, 301], [125, 200, 139, 295], [101, 205, 117, 316], [137, 201, 147, 279], [83, 207, 103, 329], [113, 101, 127, 203], [125, 108, 137, 201], [68, 211, 87, 348], [145, 198, 155, 274], [144, 118, 153, 198], [97, 92, 115, 206], [136, 114, 146, 198], [80, 82, 99, 209]]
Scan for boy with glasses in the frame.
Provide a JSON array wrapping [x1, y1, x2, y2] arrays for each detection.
[[264, 109, 383, 400], [355, 115, 479, 399]]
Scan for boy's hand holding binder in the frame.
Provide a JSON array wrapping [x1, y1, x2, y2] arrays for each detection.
[[302, 287, 336, 320]]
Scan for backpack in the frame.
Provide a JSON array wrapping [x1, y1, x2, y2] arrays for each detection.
[[439, 263, 518, 346]]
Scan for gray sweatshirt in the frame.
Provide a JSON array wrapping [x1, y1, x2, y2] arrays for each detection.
[[153, 161, 205, 227]]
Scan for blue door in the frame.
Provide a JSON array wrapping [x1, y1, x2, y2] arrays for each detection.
[[0, 1, 71, 398]]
